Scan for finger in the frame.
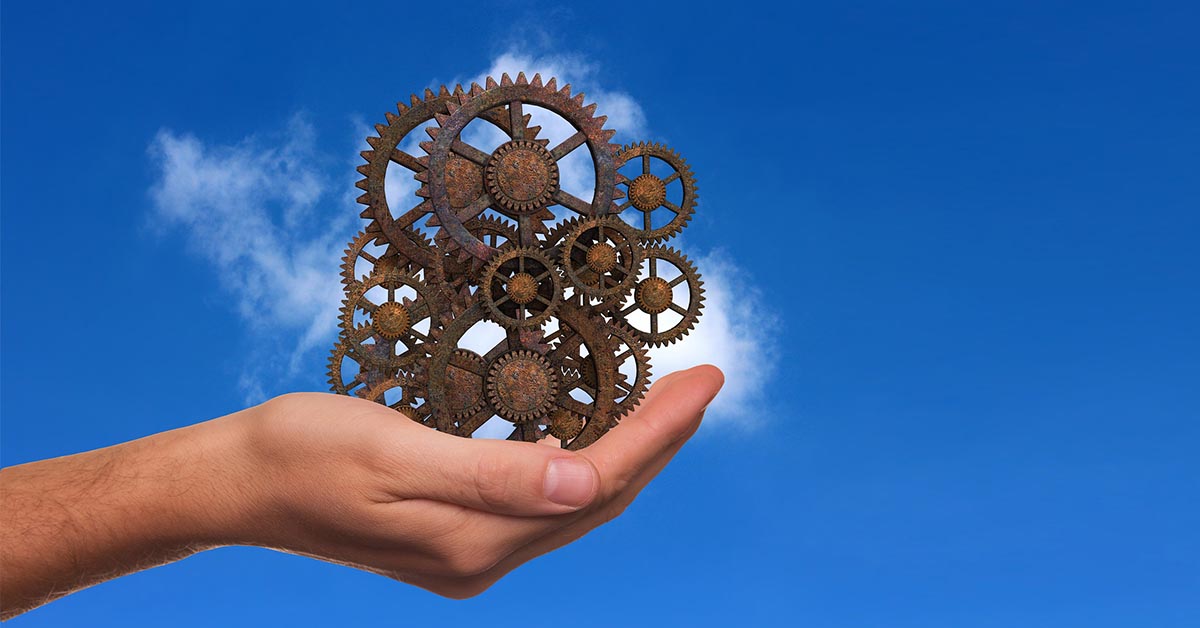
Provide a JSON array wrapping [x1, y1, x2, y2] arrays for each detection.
[[387, 431, 601, 517], [582, 365, 723, 501], [405, 399, 710, 596]]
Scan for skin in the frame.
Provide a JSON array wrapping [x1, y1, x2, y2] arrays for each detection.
[[0, 365, 724, 619]]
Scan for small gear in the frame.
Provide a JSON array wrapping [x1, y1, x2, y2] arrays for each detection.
[[613, 245, 704, 347], [358, 375, 423, 422], [547, 409, 584, 440], [486, 350, 558, 423], [339, 267, 444, 369], [559, 216, 643, 300], [480, 246, 563, 329], [615, 142, 697, 242], [339, 229, 431, 289]]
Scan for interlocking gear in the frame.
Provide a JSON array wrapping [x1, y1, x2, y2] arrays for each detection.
[[329, 73, 706, 448]]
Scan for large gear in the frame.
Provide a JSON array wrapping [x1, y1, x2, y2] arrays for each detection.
[[422, 73, 622, 259], [328, 74, 706, 447]]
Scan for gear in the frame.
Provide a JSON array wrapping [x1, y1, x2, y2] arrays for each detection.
[[339, 267, 444, 368], [480, 246, 563, 329], [339, 229, 432, 289], [559, 216, 643, 300], [356, 85, 512, 262], [613, 245, 704, 347], [614, 142, 697, 242], [486, 350, 558, 423], [358, 375, 423, 421], [423, 73, 621, 259], [332, 73, 707, 447], [485, 140, 560, 215], [547, 409, 584, 441]]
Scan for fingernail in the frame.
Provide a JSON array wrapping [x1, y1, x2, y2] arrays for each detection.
[[544, 458, 597, 508]]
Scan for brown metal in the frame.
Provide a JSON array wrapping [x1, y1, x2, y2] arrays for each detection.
[[327, 73, 705, 447]]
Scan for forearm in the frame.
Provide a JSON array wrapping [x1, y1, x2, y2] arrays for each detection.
[[0, 413, 256, 619]]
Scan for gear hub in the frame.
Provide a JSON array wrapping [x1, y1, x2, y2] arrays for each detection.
[[373, 302, 412, 340], [586, 242, 618, 273], [548, 409, 584, 440], [487, 350, 558, 422], [635, 277, 672, 315], [506, 272, 539, 305], [486, 140, 559, 214], [628, 174, 666, 211]]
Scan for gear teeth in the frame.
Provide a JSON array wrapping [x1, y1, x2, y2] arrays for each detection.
[[424, 126, 440, 139], [500, 73, 513, 86], [356, 164, 369, 176], [410, 94, 422, 106], [486, 76, 499, 89], [434, 112, 451, 125], [572, 93, 585, 106], [356, 192, 370, 205], [559, 83, 572, 98], [516, 71, 528, 85], [384, 111, 400, 124], [446, 100, 460, 114], [452, 84, 464, 95], [423, 87, 436, 100], [415, 185, 430, 198], [545, 77, 557, 91], [366, 136, 384, 149], [413, 171, 429, 183], [438, 85, 451, 97], [531, 73, 543, 87], [417, 155, 430, 167], [359, 149, 373, 162], [355, 179, 368, 191], [419, 140, 434, 154]]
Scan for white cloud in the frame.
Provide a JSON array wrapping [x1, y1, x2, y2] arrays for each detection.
[[145, 53, 777, 424], [147, 116, 354, 401]]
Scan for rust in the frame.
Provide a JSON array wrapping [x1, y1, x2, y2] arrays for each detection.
[[328, 73, 706, 447]]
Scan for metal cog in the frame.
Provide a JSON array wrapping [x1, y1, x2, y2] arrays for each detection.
[[559, 215, 643, 300], [357, 375, 423, 422], [339, 267, 445, 367], [480, 245, 563, 329], [486, 349, 559, 423], [615, 142, 697, 242], [340, 228, 434, 289], [355, 85, 512, 264], [612, 245, 704, 347], [437, 215, 519, 286], [422, 72, 622, 260]]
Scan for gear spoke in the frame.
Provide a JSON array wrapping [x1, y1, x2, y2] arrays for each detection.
[[509, 100, 525, 140], [389, 150, 423, 172], [451, 139, 492, 165], [553, 189, 592, 215], [550, 131, 588, 161], [669, 302, 688, 316], [662, 171, 680, 185], [642, 154, 651, 174], [669, 274, 687, 287]]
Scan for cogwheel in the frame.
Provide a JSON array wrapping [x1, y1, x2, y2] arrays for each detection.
[[422, 72, 622, 260], [547, 409, 584, 441], [612, 245, 704, 347], [486, 349, 558, 423], [357, 375, 423, 422], [607, 320, 652, 418], [444, 349, 488, 420], [339, 267, 445, 368], [480, 245, 563, 329], [327, 335, 380, 397], [614, 142, 697, 242], [438, 215, 519, 286], [340, 228, 433, 288], [559, 215, 643, 300], [356, 85, 512, 260]]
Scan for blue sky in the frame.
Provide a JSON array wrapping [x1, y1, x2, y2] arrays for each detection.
[[2, 1, 1198, 626]]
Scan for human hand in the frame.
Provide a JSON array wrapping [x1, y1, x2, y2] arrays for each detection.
[[0, 365, 722, 616], [209, 364, 724, 597]]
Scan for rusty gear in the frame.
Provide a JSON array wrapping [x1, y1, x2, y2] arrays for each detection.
[[559, 216, 643, 300], [329, 74, 705, 447], [423, 73, 621, 259], [480, 245, 563, 329], [615, 142, 697, 242], [486, 350, 558, 423], [618, 245, 704, 347]]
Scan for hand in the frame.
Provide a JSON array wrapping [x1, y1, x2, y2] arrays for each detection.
[[0, 365, 724, 615], [231, 364, 724, 597]]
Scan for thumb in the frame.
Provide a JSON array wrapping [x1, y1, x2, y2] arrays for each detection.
[[399, 430, 600, 516]]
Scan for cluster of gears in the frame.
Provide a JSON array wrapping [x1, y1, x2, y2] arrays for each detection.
[[328, 73, 704, 449]]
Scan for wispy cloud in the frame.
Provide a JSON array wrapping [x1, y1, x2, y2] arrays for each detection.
[[146, 51, 778, 423]]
